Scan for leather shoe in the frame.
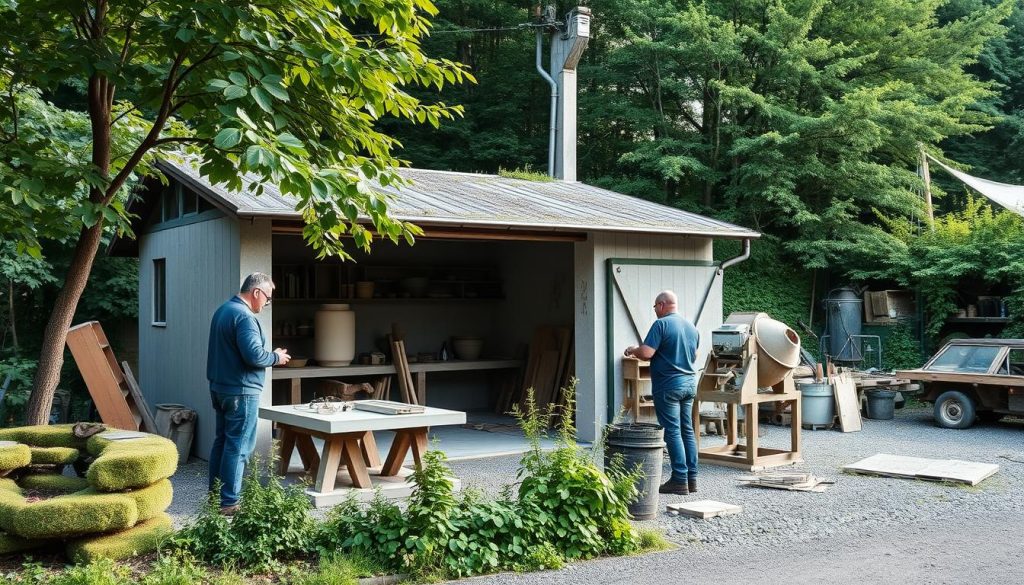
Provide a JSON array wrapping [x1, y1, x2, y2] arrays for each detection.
[[688, 479, 697, 494], [219, 505, 240, 516], [658, 480, 689, 495]]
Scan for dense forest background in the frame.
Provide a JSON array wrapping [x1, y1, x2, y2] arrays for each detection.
[[4, 0, 1024, 420]]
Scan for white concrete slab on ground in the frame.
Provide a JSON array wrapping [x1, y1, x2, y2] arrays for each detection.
[[843, 453, 999, 485], [666, 500, 742, 519]]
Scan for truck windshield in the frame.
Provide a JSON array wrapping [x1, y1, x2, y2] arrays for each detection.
[[926, 345, 1001, 373]]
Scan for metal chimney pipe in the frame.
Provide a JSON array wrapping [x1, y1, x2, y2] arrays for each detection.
[[536, 30, 558, 178]]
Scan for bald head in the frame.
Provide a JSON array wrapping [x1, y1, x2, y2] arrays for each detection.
[[654, 290, 677, 317]]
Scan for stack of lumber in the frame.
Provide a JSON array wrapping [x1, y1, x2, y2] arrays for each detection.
[[737, 471, 833, 492], [494, 326, 574, 423]]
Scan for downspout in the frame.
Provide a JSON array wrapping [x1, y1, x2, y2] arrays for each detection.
[[692, 238, 751, 326], [536, 30, 558, 178]]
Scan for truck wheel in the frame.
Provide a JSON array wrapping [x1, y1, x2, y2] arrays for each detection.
[[933, 391, 976, 429]]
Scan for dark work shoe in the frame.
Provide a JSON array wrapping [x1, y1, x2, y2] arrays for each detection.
[[688, 479, 697, 494], [659, 480, 689, 495]]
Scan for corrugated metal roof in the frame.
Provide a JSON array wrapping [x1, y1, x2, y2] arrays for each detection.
[[159, 159, 759, 239]]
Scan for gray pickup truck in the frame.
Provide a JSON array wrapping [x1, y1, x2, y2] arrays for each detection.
[[896, 339, 1024, 428]]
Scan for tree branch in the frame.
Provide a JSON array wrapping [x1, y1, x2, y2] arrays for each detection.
[[102, 49, 187, 205]]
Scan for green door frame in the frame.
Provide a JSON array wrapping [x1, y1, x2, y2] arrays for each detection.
[[604, 258, 719, 422]]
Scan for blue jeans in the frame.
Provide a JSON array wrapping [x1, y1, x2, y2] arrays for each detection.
[[208, 392, 260, 507], [652, 379, 698, 483]]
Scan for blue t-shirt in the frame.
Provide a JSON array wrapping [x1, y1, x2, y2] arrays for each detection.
[[643, 312, 700, 390]]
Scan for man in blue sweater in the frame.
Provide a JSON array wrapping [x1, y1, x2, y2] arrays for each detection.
[[624, 290, 700, 496], [207, 272, 290, 514]]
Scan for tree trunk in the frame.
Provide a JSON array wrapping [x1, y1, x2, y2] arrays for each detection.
[[24, 221, 106, 424], [7, 279, 17, 353]]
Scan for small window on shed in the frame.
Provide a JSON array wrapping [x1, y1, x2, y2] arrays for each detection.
[[198, 195, 216, 213], [153, 258, 167, 326], [162, 185, 181, 221], [182, 187, 198, 215]]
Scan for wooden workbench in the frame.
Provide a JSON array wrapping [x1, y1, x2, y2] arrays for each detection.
[[271, 359, 523, 405], [259, 402, 466, 505]]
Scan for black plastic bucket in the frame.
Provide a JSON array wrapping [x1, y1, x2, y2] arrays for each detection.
[[604, 423, 666, 520], [865, 389, 897, 420]]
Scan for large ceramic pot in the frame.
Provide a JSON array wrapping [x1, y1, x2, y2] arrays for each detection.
[[315, 304, 356, 366]]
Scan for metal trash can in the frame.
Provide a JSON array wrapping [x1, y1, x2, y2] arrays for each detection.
[[155, 404, 197, 464], [604, 423, 665, 520], [865, 390, 896, 420], [798, 382, 836, 427]]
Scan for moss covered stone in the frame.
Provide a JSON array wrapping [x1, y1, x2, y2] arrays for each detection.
[[13, 492, 139, 539], [66, 513, 174, 564], [0, 477, 22, 493], [0, 532, 46, 555], [86, 433, 178, 492], [0, 488, 27, 533], [29, 446, 80, 465], [19, 472, 91, 494], [0, 424, 88, 449], [73, 479, 173, 522], [0, 442, 31, 472]]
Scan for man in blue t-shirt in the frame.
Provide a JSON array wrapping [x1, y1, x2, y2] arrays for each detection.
[[207, 272, 290, 514], [624, 290, 700, 495]]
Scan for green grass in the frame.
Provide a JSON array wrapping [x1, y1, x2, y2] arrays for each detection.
[[498, 166, 555, 182], [636, 528, 674, 552], [294, 554, 381, 585], [66, 513, 174, 564]]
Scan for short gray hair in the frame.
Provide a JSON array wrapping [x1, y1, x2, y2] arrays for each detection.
[[240, 272, 273, 293]]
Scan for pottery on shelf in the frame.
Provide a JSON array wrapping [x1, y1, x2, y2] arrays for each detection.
[[314, 304, 355, 366], [355, 281, 375, 299], [451, 336, 483, 361]]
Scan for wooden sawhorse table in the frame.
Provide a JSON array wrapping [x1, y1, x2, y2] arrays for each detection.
[[259, 403, 466, 498]]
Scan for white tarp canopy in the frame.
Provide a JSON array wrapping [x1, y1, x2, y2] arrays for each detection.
[[927, 153, 1024, 217]]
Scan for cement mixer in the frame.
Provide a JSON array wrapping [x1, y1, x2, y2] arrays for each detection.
[[695, 312, 804, 470]]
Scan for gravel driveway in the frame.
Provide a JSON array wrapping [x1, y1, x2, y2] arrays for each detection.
[[168, 406, 1024, 583]]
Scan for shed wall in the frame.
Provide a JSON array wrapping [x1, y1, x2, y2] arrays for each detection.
[[573, 233, 722, 442], [138, 216, 241, 458]]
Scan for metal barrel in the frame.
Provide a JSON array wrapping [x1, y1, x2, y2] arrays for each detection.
[[604, 423, 665, 520], [865, 389, 897, 420]]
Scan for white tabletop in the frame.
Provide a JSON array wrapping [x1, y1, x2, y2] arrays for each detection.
[[259, 402, 466, 434]]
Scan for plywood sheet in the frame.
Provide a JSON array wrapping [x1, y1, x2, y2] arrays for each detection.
[[843, 454, 999, 486], [666, 500, 742, 519], [832, 372, 862, 432]]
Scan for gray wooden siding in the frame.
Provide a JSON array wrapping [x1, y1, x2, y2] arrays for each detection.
[[573, 233, 721, 442], [138, 216, 241, 458]]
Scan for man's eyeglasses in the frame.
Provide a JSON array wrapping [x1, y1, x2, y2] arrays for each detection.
[[257, 288, 273, 305]]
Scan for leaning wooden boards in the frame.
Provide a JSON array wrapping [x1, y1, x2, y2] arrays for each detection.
[[66, 321, 145, 431], [832, 371, 862, 432]]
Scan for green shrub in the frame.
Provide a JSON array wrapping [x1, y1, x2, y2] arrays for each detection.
[[881, 324, 924, 371], [318, 383, 641, 579], [46, 557, 134, 585], [0, 443, 31, 472], [28, 447, 79, 466], [66, 513, 174, 564], [13, 491, 138, 539], [17, 473, 90, 494], [86, 433, 178, 492], [0, 424, 87, 449], [171, 458, 314, 572], [72, 478, 173, 522], [514, 385, 641, 560]]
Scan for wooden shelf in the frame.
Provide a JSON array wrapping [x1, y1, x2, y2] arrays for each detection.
[[946, 317, 1011, 324], [274, 297, 504, 304]]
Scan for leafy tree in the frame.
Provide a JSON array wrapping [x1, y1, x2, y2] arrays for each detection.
[[1, 0, 471, 424]]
